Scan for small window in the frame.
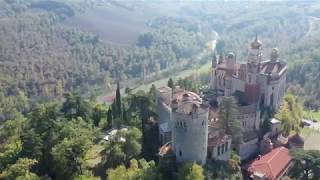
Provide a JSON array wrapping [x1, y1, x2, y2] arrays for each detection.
[[184, 122, 187, 128], [217, 146, 220, 156], [225, 142, 228, 152], [221, 145, 224, 154], [179, 150, 182, 157], [202, 120, 204, 126]]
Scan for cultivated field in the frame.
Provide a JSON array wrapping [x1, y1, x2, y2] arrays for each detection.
[[65, 3, 180, 45]]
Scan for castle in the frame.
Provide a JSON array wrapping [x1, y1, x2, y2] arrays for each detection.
[[157, 35, 287, 164]]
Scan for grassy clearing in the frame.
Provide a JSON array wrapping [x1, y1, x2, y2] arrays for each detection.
[[303, 110, 320, 121], [301, 127, 320, 150]]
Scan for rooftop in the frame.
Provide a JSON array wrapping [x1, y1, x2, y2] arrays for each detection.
[[244, 147, 292, 179], [159, 142, 173, 156], [208, 134, 231, 148], [271, 118, 280, 124]]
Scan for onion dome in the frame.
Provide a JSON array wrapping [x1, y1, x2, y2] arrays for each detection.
[[251, 34, 262, 49], [288, 133, 304, 148], [227, 52, 235, 59]]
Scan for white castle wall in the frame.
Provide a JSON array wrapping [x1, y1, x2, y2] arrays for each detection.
[[172, 105, 209, 165]]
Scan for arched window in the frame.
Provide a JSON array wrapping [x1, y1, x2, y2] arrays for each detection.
[[270, 93, 274, 106], [221, 145, 224, 154], [225, 142, 228, 152]]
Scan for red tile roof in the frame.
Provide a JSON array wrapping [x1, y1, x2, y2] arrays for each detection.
[[245, 147, 292, 180], [104, 95, 115, 103]]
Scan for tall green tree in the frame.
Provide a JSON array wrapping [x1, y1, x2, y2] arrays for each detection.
[[102, 128, 142, 169], [62, 92, 93, 122], [107, 108, 113, 129], [289, 149, 320, 179], [115, 81, 122, 119], [92, 104, 108, 127], [51, 135, 92, 179], [167, 78, 174, 89], [275, 94, 303, 136], [107, 158, 161, 180], [218, 96, 242, 143], [178, 163, 204, 180], [0, 158, 40, 180]]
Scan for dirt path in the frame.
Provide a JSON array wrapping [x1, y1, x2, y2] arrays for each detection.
[[305, 16, 320, 37]]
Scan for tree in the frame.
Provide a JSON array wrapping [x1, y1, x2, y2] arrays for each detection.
[[107, 158, 161, 180], [102, 128, 142, 169], [92, 104, 108, 127], [107, 108, 113, 129], [167, 78, 174, 89], [178, 163, 204, 180], [0, 158, 40, 180], [289, 149, 320, 179], [218, 96, 242, 143], [20, 129, 42, 160], [115, 81, 122, 119], [51, 136, 92, 179], [0, 136, 22, 172], [126, 91, 157, 159], [74, 174, 100, 180], [62, 92, 93, 122], [275, 94, 303, 136]]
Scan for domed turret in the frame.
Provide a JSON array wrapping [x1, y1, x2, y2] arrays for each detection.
[[226, 52, 236, 70], [172, 91, 209, 165], [251, 34, 262, 49]]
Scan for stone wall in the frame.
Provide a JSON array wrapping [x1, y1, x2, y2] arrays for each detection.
[[172, 105, 209, 165]]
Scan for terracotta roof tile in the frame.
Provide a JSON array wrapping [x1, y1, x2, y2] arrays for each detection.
[[245, 147, 292, 179]]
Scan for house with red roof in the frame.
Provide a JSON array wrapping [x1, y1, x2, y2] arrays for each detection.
[[243, 146, 292, 180]]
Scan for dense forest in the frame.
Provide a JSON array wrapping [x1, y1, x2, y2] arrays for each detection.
[[0, 0, 209, 102]]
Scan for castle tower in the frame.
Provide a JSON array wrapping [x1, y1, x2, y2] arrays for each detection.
[[247, 34, 262, 85], [172, 91, 209, 165], [244, 35, 262, 104], [248, 34, 262, 65], [210, 54, 217, 89], [225, 52, 236, 70]]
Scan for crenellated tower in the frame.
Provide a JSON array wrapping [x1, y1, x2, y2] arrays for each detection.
[[172, 91, 209, 165]]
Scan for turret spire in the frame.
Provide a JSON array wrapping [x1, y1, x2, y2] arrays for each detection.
[[251, 33, 262, 50]]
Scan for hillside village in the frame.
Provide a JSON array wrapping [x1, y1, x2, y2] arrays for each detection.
[[156, 36, 303, 179]]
